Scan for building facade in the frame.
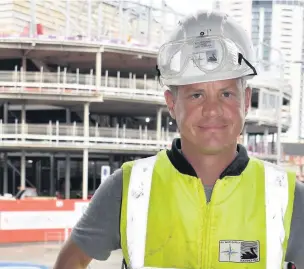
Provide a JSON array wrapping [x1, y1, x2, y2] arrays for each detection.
[[214, 0, 304, 142]]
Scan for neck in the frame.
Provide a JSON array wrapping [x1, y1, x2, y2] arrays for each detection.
[[181, 139, 238, 186]]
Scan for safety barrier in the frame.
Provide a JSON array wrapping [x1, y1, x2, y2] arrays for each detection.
[[0, 199, 88, 244]]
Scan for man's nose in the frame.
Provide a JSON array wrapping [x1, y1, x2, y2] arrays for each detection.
[[201, 96, 223, 117]]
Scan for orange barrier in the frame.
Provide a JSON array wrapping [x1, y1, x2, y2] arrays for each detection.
[[0, 199, 89, 243]]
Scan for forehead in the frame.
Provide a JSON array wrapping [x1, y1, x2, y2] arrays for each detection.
[[179, 78, 239, 91]]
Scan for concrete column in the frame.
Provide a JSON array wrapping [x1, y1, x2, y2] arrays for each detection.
[[3, 155, 8, 194], [20, 101, 27, 189], [65, 156, 71, 199], [22, 57, 27, 72], [66, 108, 71, 123], [12, 167, 16, 195], [35, 160, 41, 195], [243, 125, 248, 147], [22, 56, 27, 82], [84, 103, 89, 138], [21, 104, 26, 122], [95, 51, 102, 89], [50, 155, 55, 196], [20, 151, 26, 189], [156, 107, 163, 141], [82, 103, 90, 200], [65, 108, 71, 199], [264, 128, 269, 154], [21, 104, 26, 141], [3, 103, 8, 193], [82, 149, 89, 200]]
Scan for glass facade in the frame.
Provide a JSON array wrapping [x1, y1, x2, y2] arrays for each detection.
[[251, 1, 274, 62]]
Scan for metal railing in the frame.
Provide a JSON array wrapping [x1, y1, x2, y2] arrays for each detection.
[[0, 121, 280, 158], [0, 121, 179, 151], [0, 69, 166, 103], [0, 69, 162, 90]]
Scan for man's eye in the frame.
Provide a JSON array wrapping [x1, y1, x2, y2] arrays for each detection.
[[192, 93, 202, 99], [222, 92, 232, 98]]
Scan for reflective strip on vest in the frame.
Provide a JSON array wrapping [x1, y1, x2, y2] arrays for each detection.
[[264, 162, 289, 269], [127, 156, 157, 269], [126, 159, 289, 269]]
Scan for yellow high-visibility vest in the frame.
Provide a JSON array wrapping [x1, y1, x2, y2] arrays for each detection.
[[120, 150, 296, 269]]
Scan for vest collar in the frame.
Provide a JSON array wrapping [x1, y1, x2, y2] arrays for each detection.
[[166, 138, 249, 179]]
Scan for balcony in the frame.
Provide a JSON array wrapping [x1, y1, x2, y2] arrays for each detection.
[[247, 108, 291, 128], [0, 70, 164, 104], [0, 122, 177, 153]]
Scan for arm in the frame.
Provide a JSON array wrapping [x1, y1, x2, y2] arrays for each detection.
[[53, 169, 123, 269], [285, 180, 304, 267]]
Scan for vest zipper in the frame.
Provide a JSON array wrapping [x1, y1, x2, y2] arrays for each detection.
[[202, 204, 211, 269], [202, 180, 219, 269]]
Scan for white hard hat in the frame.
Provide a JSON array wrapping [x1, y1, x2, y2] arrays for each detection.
[[156, 10, 257, 86]]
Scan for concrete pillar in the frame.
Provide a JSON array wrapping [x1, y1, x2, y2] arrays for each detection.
[[50, 155, 55, 196], [82, 149, 89, 200], [20, 151, 26, 189], [3, 103, 8, 193], [82, 103, 90, 200], [264, 128, 269, 154], [65, 108, 71, 199], [65, 156, 71, 199], [95, 51, 102, 89], [243, 125, 248, 147], [20, 101, 27, 190], [21, 104, 26, 140], [156, 107, 163, 141], [21, 104, 26, 121], [2, 155, 8, 194], [12, 167, 16, 195], [35, 160, 41, 195], [66, 108, 71, 123], [22, 57, 27, 72], [83, 103, 89, 139]]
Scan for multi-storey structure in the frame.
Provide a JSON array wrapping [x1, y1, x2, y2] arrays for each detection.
[[0, 0, 292, 200], [213, 0, 304, 142]]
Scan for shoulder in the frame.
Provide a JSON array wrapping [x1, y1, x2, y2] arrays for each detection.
[[285, 180, 304, 266], [86, 168, 123, 210], [294, 180, 304, 203], [121, 154, 160, 175]]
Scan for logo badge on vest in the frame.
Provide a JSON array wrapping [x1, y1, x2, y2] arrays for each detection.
[[219, 240, 260, 263]]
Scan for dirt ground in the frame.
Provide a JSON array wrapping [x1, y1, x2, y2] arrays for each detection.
[[0, 243, 123, 268]]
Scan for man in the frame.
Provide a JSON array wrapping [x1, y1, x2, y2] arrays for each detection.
[[54, 10, 304, 269]]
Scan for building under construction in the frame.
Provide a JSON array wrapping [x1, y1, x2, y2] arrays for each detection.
[[0, 0, 294, 200]]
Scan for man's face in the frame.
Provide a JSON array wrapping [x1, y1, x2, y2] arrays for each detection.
[[164, 78, 251, 154]]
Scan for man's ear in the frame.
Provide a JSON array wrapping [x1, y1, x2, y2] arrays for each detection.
[[164, 90, 176, 120], [244, 86, 252, 115]]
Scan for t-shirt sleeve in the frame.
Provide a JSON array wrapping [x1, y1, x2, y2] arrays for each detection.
[[285, 180, 304, 267], [70, 168, 123, 261]]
